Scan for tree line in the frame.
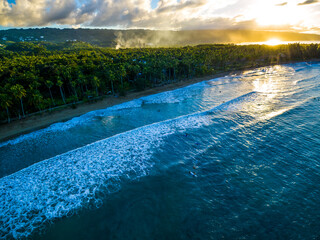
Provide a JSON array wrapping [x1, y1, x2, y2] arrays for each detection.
[[0, 42, 320, 123]]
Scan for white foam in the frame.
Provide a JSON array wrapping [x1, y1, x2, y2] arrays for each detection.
[[293, 74, 320, 85], [0, 123, 170, 238], [140, 81, 210, 104], [0, 99, 144, 148], [0, 91, 258, 239], [208, 91, 258, 113], [103, 99, 144, 112], [0, 82, 210, 148]]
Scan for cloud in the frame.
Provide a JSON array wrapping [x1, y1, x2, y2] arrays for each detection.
[[156, 0, 207, 13], [87, 0, 150, 27], [0, 0, 252, 28], [0, 0, 319, 33], [0, 0, 47, 26], [171, 17, 257, 30], [44, 0, 77, 24], [276, 2, 287, 6], [298, 0, 318, 5]]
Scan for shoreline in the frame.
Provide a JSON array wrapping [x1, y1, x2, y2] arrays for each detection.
[[0, 72, 231, 142], [0, 59, 318, 143]]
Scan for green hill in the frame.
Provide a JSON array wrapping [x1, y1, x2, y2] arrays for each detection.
[[1, 28, 320, 48]]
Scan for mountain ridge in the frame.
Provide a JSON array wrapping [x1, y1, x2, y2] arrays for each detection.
[[1, 28, 320, 47]]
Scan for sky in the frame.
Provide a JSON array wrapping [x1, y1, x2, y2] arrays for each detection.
[[0, 0, 320, 33]]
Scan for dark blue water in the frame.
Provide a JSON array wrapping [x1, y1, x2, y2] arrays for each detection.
[[1, 62, 320, 239]]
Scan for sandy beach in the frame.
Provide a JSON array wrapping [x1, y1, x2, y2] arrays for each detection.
[[2, 57, 319, 143], [0, 72, 234, 142]]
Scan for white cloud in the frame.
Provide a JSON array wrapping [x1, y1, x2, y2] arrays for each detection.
[[0, 0, 319, 32]]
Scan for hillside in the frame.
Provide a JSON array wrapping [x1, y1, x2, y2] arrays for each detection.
[[1, 28, 320, 48]]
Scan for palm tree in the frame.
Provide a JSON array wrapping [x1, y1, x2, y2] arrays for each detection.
[[118, 64, 126, 88], [70, 80, 79, 101], [102, 65, 116, 95], [108, 71, 115, 95], [0, 92, 12, 123], [91, 76, 100, 96], [56, 78, 66, 104], [29, 89, 44, 112], [45, 80, 56, 106], [10, 84, 26, 118]]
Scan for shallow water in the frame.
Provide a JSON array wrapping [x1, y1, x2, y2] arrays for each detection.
[[1, 62, 320, 239]]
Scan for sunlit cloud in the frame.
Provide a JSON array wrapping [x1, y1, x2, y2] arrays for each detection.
[[276, 2, 287, 6], [298, 0, 318, 5], [0, 0, 319, 33], [156, 0, 207, 13]]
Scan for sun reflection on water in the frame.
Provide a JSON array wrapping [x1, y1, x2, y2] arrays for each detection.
[[248, 65, 290, 120]]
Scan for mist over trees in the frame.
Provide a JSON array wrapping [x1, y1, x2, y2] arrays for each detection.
[[1, 28, 320, 48]]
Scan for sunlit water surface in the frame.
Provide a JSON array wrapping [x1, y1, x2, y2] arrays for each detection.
[[1, 62, 320, 239]]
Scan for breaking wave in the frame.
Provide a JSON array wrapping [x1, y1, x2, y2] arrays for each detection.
[[0, 91, 257, 239]]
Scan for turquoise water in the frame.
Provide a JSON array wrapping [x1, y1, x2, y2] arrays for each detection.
[[1, 62, 320, 239]]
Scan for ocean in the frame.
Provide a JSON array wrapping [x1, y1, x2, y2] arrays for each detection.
[[1, 62, 320, 239]]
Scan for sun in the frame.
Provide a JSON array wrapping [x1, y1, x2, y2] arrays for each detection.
[[265, 39, 283, 46]]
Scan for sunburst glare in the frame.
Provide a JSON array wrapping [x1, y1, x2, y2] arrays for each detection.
[[265, 39, 283, 46]]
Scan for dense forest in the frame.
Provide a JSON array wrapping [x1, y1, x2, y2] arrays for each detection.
[[0, 42, 320, 123]]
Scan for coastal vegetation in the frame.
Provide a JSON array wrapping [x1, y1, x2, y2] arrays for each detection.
[[0, 42, 320, 123]]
